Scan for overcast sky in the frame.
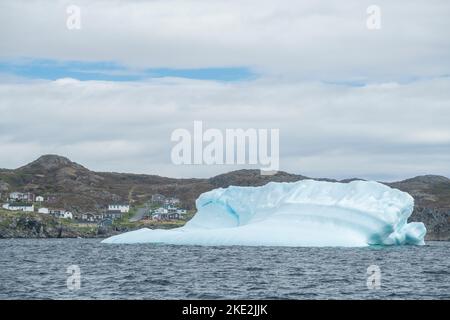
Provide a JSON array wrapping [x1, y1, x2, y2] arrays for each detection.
[[0, 0, 449, 181]]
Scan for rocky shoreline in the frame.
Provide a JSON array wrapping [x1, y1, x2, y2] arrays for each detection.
[[0, 209, 447, 241], [0, 209, 192, 239], [0, 210, 123, 239]]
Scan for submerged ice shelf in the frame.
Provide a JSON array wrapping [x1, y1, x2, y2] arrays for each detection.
[[102, 180, 426, 247]]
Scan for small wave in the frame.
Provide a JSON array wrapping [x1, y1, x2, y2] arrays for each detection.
[[145, 279, 172, 286]]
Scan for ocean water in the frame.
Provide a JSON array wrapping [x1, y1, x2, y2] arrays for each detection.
[[0, 239, 448, 299]]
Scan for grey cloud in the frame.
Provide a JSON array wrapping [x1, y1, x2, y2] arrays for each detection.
[[0, 77, 449, 180]]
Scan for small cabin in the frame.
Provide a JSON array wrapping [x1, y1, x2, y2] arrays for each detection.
[[107, 204, 130, 213]]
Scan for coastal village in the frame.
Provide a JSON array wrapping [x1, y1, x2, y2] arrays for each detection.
[[0, 191, 188, 226]]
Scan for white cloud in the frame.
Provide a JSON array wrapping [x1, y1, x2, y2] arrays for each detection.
[[0, 77, 449, 180], [1, 0, 449, 81], [0, 0, 449, 180]]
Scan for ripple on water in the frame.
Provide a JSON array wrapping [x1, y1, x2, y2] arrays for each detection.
[[0, 239, 448, 299]]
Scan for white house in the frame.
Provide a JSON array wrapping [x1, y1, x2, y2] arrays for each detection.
[[49, 209, 73, 219], [151, 207, 169, 220], [8, 192, 20, 200], [105, 210, 123, 220], [81, 213, 97, 222], [4, 203, 34, 212], [80, 213, 104, 222], [36, 196, 44, 202], [167, 205, 178, 213], [155, 207, 168, 214], [165, 197, 180, 205], [9, 192, 35, 202], [38, 207, 49, 214], [108, 204, 130, 213], [63, 211, 73, 219]]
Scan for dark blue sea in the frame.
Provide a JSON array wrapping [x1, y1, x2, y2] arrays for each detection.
[[0, 239, 448, 299]]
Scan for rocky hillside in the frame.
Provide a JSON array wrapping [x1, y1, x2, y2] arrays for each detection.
[[388, 176, 450, 241], [0, 209, 100, 238], [0, 155, 449, 240], [0, 155, 210, 212]]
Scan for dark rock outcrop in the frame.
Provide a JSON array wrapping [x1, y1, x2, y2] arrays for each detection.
[[0, 210, 101, 238]]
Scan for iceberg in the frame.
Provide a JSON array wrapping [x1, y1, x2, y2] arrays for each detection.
[[102, 180, 426, 247]]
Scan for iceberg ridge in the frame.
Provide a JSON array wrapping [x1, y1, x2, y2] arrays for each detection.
[[102, 180, 426, 247]]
